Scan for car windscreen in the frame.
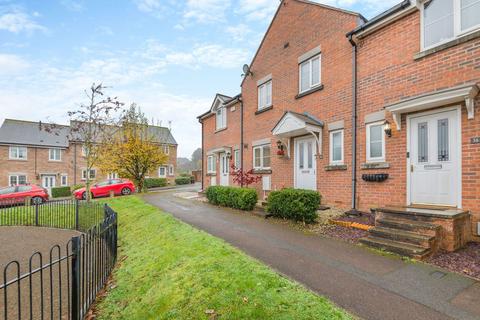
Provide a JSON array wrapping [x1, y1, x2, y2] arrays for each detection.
[[16, 186, 32, 192], [0, 187, 16, 194]]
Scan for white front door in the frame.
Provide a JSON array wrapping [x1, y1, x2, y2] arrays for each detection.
[[294, 136, 317, 190], [42, 175, 56, 195], [219, 153, 229, 186], [409, 109, 460, 207]]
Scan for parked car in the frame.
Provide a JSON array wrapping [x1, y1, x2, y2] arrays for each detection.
[[0, 184, 49, 205], [74, 179, 135, 200]]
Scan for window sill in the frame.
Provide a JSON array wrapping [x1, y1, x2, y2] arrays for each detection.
[[325, 164, 347, 171], [252, 169, 272, 174], [295, 85, 324, 99], [255, 105, 273, 115], [206, 173, 217, 176], [215, 127, 227, 134], [9, 158, 28, 161], [361, 162, 390, 170], [48, 160, 62, 163], [414, 29, 480, 60]]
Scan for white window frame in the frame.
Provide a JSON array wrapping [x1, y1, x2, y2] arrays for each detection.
[[216, 107, 227, 130], [420, 0, 480, 50], [49, 148, 62, 161], [168, 164, 174, 176], [9, 146, 27, 160], [163, 145, 169, 155], [81, 146, 89, 157], [81, 169, 96, 180], [299, 54, 321, 94], [233, 149, 240, 169], [366, 121, 386, 163], [61, 174, 68, 186], [257, 80, 272, 110], [207, 155, 216, 174], [158, 166, 167, 178], [253, 144, 271, 170], [107, 172, 119, 180], [9, 174, 27, 186], [329, 129, 344, 165]]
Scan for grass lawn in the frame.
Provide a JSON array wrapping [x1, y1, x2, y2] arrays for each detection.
[[97, 196, 353, 320]]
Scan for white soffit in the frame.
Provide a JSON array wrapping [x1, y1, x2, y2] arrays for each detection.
[[385, 84, 479, 130]]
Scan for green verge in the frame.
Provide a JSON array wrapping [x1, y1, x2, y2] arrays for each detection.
[[97, 196, 352, 320]]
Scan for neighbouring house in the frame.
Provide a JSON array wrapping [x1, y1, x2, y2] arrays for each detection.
[[0, 119, 178, 193], [198, 0, 480, 257]]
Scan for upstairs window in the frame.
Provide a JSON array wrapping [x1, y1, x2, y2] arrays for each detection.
[[49, 148, 62, 161], [422, 0, 480, 49], [163, 145, 169, 155], [253, 144, 271, 170], [299, 54, 321, 93], [258, 80, 272, 110], [9, 146, 27, 160], [216, 107, 227, 130]]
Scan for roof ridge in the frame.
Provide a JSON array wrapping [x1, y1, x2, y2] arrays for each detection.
[[3, 118, 69, 127], [294, 0, 364, 18]]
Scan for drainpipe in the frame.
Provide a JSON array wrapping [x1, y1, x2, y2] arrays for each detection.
[[240, 97, 244, 187], [348, 34, 358, 213], [201, 120, 205, 191]]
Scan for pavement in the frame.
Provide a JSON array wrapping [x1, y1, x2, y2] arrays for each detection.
[[143, 187, 480, 320]]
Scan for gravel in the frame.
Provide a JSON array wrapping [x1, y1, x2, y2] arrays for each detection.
[[427, 242, 480, 280]]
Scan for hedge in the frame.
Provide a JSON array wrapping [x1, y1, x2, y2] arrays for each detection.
[[145, 178, 168, 189], [51, 186, 72, 198], [175, 177, 192, 185], [206, 186, 257, 211], [265, 188, 321, 224]]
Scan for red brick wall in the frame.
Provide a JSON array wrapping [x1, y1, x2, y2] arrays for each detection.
[[355, 11, 480, 240], [241, 0, 359, 206]]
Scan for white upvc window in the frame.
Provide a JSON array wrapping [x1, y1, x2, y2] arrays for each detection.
[[233, 149, 240, 169], [9, 174, 27, 186], [9, 146, 27, 160], [49, 148, 62, 161], [216, 107, 227, 130], [329, 130, 344, 165], [61, 174, 68, 186], [81, 169, 96, 180], [253, 144, 271, 170], [258, 80, 272, 110], [207, 155, 216, 174], [163, 145, 169, 155], [158, 166, 167, 178], [81, 146, 89, 157], [168, 164, 174, 176], [421, 0, 480, 50], [366, 122, 386, 162], [299, 54, 321, 93], [107, 172, 119, 180]]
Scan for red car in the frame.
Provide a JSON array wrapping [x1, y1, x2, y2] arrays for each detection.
[[74, 179, 135, 200], [0, 184, 49, 205]]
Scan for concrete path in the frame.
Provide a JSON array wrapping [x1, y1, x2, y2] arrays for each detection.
[[143, 188, 480, 320]]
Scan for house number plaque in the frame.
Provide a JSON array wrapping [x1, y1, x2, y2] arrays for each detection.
[[471, 137, 480, 144]]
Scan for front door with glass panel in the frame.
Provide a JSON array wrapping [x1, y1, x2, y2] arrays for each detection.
[[409, 109, 459, 207], [294, 136, 316, 190], [219, 153, 229, 186], [42, 175, 56, 195]]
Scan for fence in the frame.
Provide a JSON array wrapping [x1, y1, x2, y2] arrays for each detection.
[[0, 199, 118, 320]]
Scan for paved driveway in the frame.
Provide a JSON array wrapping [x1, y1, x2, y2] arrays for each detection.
[[144, 188, 480, 320]]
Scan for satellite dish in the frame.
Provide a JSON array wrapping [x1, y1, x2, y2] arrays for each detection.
[[242, 64, 252, 77]]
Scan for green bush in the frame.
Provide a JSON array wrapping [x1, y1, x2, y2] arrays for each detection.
[[175, 177, 192, 185], [71, 184, 84, 192], [51, 186, 72, 198], [145, 178, 168, 189], [266, 188, 321, 224], [206, 186, 258, 211]]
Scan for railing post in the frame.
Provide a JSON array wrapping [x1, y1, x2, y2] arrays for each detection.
[[75, 199, 79, 231], [71, 236, 81, 320], [35, 202, 39, 226]]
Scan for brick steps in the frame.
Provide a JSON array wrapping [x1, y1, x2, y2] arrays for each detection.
[[370, 226, 434, 248], [360, 236, 431, 259], [376, 217, 440, 236]]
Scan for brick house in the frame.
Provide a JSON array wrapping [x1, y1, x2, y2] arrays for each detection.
[[198, 0, 480, 255], [0, 119, 178, 193]]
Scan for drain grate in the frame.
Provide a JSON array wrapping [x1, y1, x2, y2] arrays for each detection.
[[430, 271, 447, 279]]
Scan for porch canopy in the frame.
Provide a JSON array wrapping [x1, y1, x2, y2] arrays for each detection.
[[385, 83, 479, 130], [271, 111, 324, 155], [207, 146, 232, 155]]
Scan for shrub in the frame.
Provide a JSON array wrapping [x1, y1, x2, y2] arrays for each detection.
[[266, 188, 321, 224], [70, 184, 84, 192], [51, 186, 72, 198], [206, 186, 258, 211], [175, 177, 192, 185], [145, 178, 168, 189]]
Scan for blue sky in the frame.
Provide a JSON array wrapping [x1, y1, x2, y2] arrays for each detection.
[[0, 0, 400, 157]]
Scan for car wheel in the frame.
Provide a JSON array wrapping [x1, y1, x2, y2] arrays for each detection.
[[31, 196, 44, 205], [82, 192, 94, 200], [121, 187, 131, 196]]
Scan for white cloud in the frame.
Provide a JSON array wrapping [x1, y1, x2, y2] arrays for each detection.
[[0, 53, 30, 75], [0, 8, 47, 34], [133, 0, 162, 12], [226, 23, 252, 42], [165, 44, 248, 69], [60, 0, 85, 12], [183, 0, 231, 23], [237, 0, 277, 21]]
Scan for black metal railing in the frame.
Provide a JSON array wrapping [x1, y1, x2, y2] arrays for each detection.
[[1, 200, 118, 320]]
